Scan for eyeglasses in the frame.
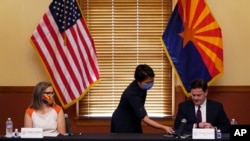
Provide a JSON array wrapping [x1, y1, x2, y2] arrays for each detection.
[[43, 91, 55, 95]]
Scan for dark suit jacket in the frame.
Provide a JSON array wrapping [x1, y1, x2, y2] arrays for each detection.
[[174, 99, 230, 133]]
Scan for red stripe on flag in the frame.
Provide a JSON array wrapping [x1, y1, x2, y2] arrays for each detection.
[[77, 22, 98, 84], [70, 25, 93, 86]]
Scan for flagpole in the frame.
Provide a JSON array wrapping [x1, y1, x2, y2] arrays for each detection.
[[63, 0, 67, 46]]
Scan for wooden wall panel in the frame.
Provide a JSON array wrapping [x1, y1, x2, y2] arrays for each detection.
[[0, 86, 249, 134]]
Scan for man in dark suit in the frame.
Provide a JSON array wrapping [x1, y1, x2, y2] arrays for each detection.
[[174, 79, 230, 133]]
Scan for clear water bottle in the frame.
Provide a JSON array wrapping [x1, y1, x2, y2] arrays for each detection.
[[230, 118, 237, 125], [5, 117, 13, 138]]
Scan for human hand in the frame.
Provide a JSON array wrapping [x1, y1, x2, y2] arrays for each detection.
[[203, 122, 213, 128], [163, 126, 175, 134], [199, 122, 213, 128]]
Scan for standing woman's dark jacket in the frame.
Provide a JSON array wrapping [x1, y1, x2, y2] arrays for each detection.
[[110, 80, 148, 133]]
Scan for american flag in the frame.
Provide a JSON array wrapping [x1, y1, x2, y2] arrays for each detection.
[[30, 0, 100, 108]]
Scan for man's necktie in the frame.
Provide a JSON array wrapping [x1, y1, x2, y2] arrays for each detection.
[[196, 105, 202, 123]]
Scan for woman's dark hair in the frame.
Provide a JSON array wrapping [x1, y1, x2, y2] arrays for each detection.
[[134, 64, 155, 82], [191, 79, 208, 92]]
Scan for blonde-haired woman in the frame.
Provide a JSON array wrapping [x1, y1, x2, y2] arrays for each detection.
[[24, 81, 66, 136]]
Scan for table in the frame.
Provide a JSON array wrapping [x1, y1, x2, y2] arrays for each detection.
[[0, 133, 230, 141]]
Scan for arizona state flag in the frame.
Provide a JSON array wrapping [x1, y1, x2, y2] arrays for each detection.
[[162, 0, 223, 96]]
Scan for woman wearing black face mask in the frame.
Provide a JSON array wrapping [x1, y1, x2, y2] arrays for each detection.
[[110, 64, 174, 134], [24, 82, 66, 136]]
